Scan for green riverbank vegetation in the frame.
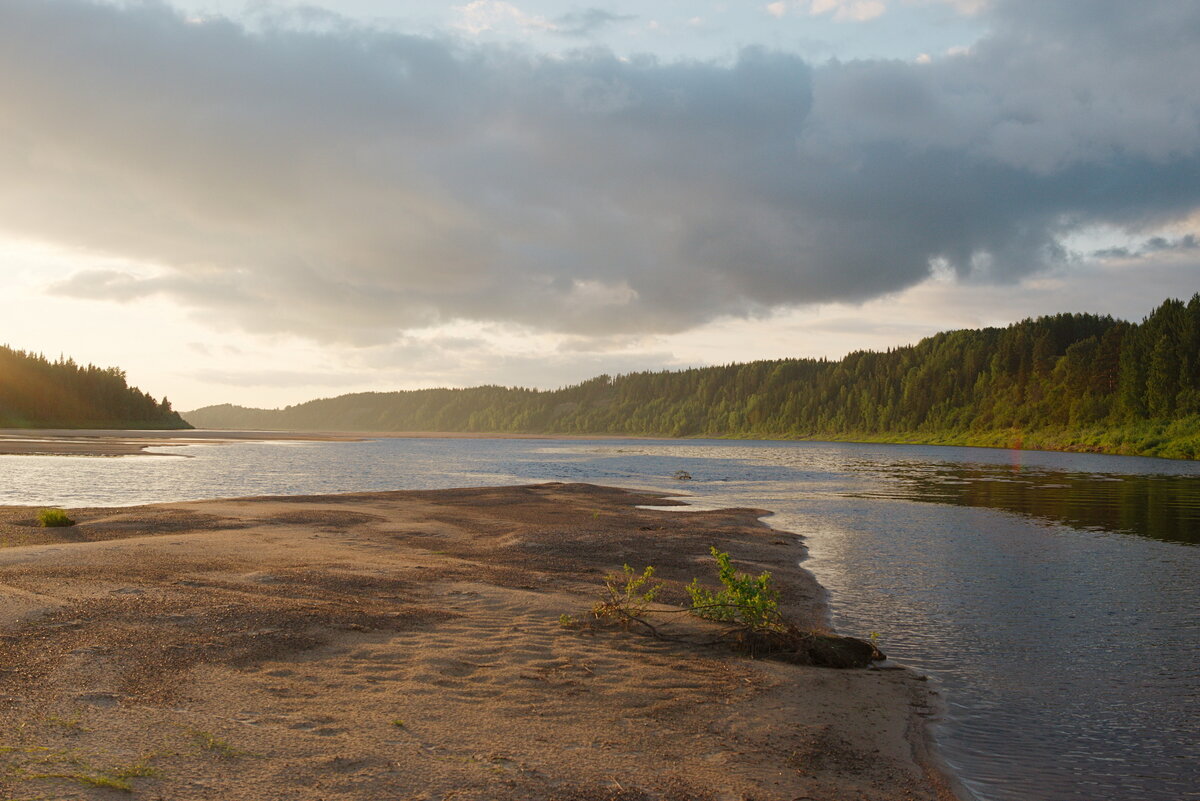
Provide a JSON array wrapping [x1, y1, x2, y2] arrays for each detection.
[[184, 295, 1200, 459], [584, 550, 880, 668], [36, 508, 76, 528]]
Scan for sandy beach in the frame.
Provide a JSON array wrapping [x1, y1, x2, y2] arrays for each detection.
[[0, 482, 960, 800]]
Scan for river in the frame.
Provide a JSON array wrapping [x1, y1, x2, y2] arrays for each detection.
[[1, 436, 1197, 800]]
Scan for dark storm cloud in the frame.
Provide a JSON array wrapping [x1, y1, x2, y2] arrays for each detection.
[[1093, 235, 1200, 260], [2, 0, 1198, 343], [1144, 235, 1199, 253]]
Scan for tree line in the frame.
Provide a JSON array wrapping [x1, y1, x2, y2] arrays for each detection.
[[0, 346, 190, 429], [184, 296, 1200, 456]]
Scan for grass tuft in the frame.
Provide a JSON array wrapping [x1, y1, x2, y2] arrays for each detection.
[[190, 729, 245, 758], [26, 761, 158, 793], [36, 508, 75, 528]]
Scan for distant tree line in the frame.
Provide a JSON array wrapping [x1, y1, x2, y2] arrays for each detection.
[[0, 346, 190, 429], [184, 296, 1200, 453]]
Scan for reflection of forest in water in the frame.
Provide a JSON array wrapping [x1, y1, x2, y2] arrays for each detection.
[[862, 463, 1200, 545]]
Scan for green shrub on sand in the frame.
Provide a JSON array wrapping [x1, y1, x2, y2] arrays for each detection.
[[37, 508, 75, 527]]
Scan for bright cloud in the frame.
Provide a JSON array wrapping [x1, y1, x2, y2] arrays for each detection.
[[764, 0, 887, 23], [453, 0, 556, 35], [770, 0, 987, 22], [807, 0, 888, 22]]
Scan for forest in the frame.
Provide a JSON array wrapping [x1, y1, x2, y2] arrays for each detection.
[[0, 346, 191, 429], [184, 296, 1200, 459]]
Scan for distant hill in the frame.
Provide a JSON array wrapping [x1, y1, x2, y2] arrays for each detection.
[[184, 296, 1200, 459], [0, 346, 191, 429]]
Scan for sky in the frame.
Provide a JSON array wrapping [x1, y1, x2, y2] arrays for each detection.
[[1, 0, 1198, 411]]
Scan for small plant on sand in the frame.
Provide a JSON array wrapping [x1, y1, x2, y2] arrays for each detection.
[[575, 549, 883, 667], [558, 612, 600, 633], [591, 564, 662, 628], [190, 729, 244, 758], [25, 759, 158, 792], [43, 714, 88, 733], [687, 547, 783, 632], [36, 508, 75, 528]]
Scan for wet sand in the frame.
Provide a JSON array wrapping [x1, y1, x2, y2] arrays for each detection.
[[0, 429, 653, 457], [0, 483, 960, 800], [0, 428, 365, 457]]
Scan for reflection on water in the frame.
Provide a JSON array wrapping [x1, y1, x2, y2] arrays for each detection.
[[1, 437, 1198, 801], [855, 461, 1200, 545]]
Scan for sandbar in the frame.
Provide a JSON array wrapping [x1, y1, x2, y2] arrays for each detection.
[[0, 429, 657, 457], [0, 429, 363, 457], [0, 483, 961, 800]]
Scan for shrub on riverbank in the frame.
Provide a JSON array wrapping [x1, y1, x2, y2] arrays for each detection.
[[37, 508, 75, 527], [587, 549, 882, 669]]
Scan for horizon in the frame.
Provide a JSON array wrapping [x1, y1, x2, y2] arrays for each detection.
[[181, 297, 1173, 413], [2, 0, 1198, 410]]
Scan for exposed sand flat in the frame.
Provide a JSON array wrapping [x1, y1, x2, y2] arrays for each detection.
[[0, 428, 366, 457], [0, 483, 959, 800], [0, 429, 664, 457]]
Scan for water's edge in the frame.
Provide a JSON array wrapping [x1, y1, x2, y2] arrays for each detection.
[[2, 435, 1195, 800], [754, 502, 977, 801]]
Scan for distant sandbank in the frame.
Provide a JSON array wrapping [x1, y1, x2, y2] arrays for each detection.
[[0, 428, 363, 457], [0, 428, 663, 458]]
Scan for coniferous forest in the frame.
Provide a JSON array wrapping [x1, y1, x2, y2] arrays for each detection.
[[184, 296, 1200, 459], [0, 346, 191, 429]]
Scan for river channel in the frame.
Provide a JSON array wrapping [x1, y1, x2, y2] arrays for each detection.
[[1, 437, 1196, 800]]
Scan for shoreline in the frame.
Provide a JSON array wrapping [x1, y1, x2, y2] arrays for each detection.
[[4, 424, 1195, 465], [0, 429, 366, 457], [745, 511, 975, 801], [0, 483, 963, 800], [0, 429, 661, 458]]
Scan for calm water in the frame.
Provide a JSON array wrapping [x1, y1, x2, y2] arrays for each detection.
[[2, 437, 1198, 801]]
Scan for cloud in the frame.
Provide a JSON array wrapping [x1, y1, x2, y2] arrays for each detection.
[[768, 0, 986, 22], [1093, 234, 1200, 260], [766, 0, 887, 22], [1145, 234, 1199, 253], [50, 270, 160, 303], [453, 0, 555, 35], [808, 0, 887, 22], [3, 0, 1200, 348], [905, 0, 991, 14], [552, 8, 636, 37]]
